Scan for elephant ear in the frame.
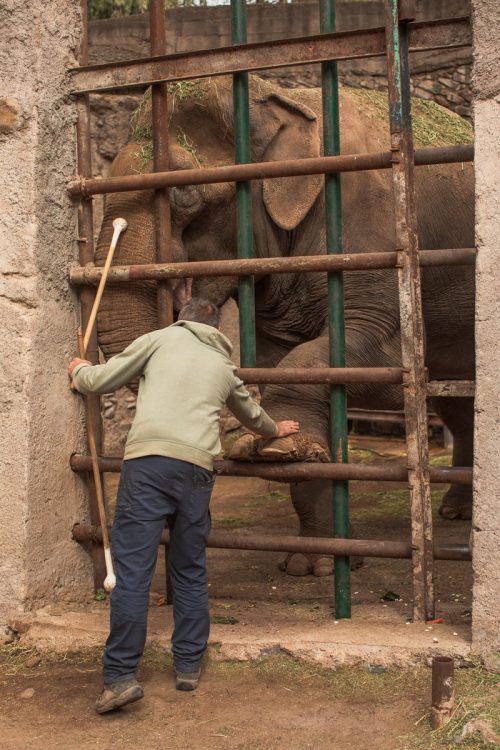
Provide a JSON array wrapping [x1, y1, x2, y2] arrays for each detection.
[[258, 92, 323, 231]]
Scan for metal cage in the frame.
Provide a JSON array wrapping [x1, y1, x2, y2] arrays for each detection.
[[69, 0, 474, 622]]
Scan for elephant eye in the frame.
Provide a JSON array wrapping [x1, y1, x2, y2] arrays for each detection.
[[171, 185, 201, 210]]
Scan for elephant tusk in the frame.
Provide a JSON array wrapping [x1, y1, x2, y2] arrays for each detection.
[[172, 277, 193, 311]]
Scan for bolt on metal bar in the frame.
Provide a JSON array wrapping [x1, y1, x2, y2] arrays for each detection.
[[232, 0, 257, 368], [66, 144, 474, 197], [68, 18, 471, 95], [385, 0, 435, 621], [69, 248, 476, 286], [72, 524, 471, 562], [321, 0, 350, 620], [75, 0, 107, 590], [70, 454, 473, 485], [150, 0, 174, 329]]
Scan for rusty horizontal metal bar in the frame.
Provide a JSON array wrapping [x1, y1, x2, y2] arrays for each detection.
[[67, 144, 474, 197], [71, 524, 471, 561], [69, 247, 476, 286], [70, 454, 472, 485], [426, 381, 475, 398], [237, 367, 404, 384], [69, 17, 471, 95], [348, 409, 443, 426]]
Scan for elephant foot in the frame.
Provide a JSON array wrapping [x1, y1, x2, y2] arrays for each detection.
[[278, 553, 364, 577], [226, 432, 330, 463], [226, 432, 255, 460], [439, 485, 472, 520], [278, 552, 312, 576], [313, 555, 364, 576], [313, 556, 333, 577]]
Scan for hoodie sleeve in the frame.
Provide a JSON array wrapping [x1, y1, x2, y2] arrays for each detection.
[[226, 375, 278, 438], [72, 333, 153, 395]]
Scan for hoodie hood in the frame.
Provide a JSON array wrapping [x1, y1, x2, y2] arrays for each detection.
[[171, 320, 233, 358]]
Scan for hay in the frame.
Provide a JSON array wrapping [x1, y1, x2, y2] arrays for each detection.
[[350, 88, 473, 147], [176, 127, 202, 166]]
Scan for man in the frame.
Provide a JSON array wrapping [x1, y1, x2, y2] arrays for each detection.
[[68, 298, 299, 714]]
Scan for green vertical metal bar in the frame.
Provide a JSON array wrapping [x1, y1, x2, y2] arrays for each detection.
[[320, 0, 350, 619], [231, 0, 256, 367]]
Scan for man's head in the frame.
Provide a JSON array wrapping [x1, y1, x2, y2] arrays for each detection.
[[178, 297, 221, 329]]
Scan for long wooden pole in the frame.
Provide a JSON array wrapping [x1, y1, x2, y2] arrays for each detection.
[[76, 217, 128, 592]]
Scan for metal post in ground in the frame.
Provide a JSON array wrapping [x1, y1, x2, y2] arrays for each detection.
[[150, 0, 174, 329], [75, 0, 106, 590], [150, 0, 174, 603], [320, 0, 351, 619], [431, 656, 455, 729], [231, 0, 257, 367], [384, 0, 435, 621]]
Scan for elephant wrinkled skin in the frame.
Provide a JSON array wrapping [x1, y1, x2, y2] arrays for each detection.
[[95, 76, 475, 576]]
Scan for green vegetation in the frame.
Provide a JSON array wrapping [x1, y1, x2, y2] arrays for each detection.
[[351, 88, 473, 146], [130, 81, 205, 171], [349, 446, 377, 462], [350, 487, 447, 522], [1, 646, 497, 748], [89, 0, 207, 19], [89, 0, 148, 19], [168, 80, 206, 105], [135, 140, 154, 170], [429, 453, 453, 467], [400, 666, 500, 750], [176, 127, 201, 166], [210, 615, 239, 625], [212, 515, 260, 528]]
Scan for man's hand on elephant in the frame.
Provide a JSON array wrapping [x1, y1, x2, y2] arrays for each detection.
[[68, 358, 91, 378], [275, 420, 300, 438]]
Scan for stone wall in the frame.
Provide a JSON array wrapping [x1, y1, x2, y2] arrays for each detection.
[[471, 0, 500, 670], [88, 0, 472, 114], [87, 0, 473, 185], [0, 1, 91, 621]]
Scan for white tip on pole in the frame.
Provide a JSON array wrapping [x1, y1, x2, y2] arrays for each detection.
[[81, 217, 128, 357], [111, 217, 128, 249], [103, 547, 116, 592]]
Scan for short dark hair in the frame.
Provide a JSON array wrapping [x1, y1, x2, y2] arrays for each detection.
[[178, 297, 220, 328]]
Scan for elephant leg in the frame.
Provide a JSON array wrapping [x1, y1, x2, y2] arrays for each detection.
[[432, 397, 474, 520], [278, 480, 362, 577]]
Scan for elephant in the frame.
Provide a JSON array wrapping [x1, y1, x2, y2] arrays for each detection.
[[94, 75, 475, 576]]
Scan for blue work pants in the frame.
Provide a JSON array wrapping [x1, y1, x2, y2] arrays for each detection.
[[103, 455, 214, 683]]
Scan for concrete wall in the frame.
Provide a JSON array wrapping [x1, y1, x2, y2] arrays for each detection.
[[0, 1, 91, 621], [471, 0, 500, 669]]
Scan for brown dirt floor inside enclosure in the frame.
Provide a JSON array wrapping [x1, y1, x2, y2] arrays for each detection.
[[153, 435, 474, 631], [2, 436, 494, 750]]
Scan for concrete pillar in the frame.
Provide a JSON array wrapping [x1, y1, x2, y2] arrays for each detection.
[[0, 1, 91, 623], [471, 0, 500, 670]]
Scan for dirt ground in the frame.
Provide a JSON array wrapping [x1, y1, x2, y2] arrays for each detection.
[[0, 647, 498, 750], [1, 435, 490, 750]]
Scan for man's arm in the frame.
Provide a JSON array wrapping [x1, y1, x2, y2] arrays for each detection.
[[69, 333, 153, 394], [226, 378, 299, 438]]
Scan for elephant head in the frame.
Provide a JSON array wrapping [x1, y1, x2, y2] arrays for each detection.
[[95, 76, 324, 361]]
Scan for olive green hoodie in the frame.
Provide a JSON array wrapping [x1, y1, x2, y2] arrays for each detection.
[[72, 321, 278, 470]]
